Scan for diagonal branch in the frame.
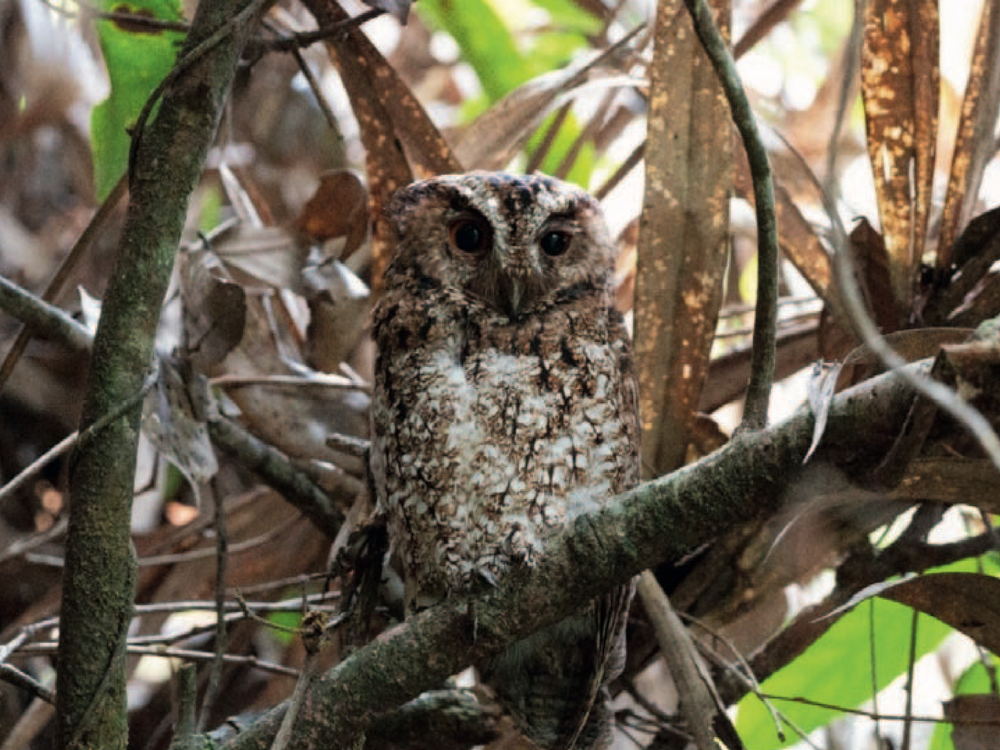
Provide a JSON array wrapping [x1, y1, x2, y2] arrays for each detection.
[[221, 351, 935, 749]]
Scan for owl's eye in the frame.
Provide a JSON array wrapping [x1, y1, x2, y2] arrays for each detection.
[[540, 230, 572, 257], [449, 218, 491, 254]]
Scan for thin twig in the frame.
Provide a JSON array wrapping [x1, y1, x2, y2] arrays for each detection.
[[683, 0, 779, 430], [901, 608, 919, 750], [23, 511, 303, 568], [258, 10, 383, 52], [73, 367, 160, 455], [594, 142, 644, 200], [0, 174, 126, 393], [0, 434, 77, 513], [0, 276, 93, 352], [0, 664, 54, 704], [636, 571, 718, 750], [759, 692, 1000, 725], [41, 0, 190, 32], [16, 642, 299, 677], [198, 479, 230, 731]]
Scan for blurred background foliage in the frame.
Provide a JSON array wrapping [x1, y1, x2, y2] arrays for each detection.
[[1, 0, 1000, 748]]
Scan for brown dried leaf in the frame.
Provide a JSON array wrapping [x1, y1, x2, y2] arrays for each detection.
[[936, 2, 1000, 267], [892, 457, 1000, 510], [141, 356, 218, 504], [879, 573, 1000, 655], [302, 260, 371, 372], [834, 326, 973, 388], [213, 223, 308, 292], [861, 0, 939, 323], [219, 289, 370, 482], [925, 205, 1000, 325], [303, 0, 460, 289], [849, 217, 897, 333], [635, 0, 731, 476], [944, 695, 1000, 749], [453, 30, 643, 171], [178, 246, 247, 373], [293, 170, 369, 259]]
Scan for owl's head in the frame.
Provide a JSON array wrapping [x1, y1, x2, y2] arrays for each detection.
[[386, 172, 615, 320]]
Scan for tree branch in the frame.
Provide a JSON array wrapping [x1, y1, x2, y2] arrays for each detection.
[[683, 0, 779, 430], [0, 274, 93, 353], [54, 3, 262, 748], [221, 354, 933, 749]]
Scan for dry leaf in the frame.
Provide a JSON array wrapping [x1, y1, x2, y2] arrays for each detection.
[[141, 356, 218, 505], [302, 259, 371, 372], [294, 170, 369, 259], [861, 0, 939, 322], [635, 1, 731, 476], [453, 30, 644, 171], [944, 695, 1000, 750], [178, 246, 247, 373], [936, 2, 1000, 267]]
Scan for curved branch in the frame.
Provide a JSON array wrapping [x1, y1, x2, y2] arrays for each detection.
[[684, 0, 779, 430], [223, 355, 931, 749]]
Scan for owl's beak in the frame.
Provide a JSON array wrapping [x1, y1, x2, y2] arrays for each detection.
[[488, 248, 541, 320], [498, 267, 543, 320], [506, 277, 526, 318]]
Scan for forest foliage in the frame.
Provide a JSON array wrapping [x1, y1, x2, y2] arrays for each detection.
[[1, 0, 1000, 749]]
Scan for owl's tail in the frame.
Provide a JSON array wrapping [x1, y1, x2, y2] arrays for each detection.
[[482, 582, 634, 750]]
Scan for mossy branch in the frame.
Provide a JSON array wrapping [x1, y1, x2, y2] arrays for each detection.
[[220, 356, 931, 750], [54, 3, 262, 748]]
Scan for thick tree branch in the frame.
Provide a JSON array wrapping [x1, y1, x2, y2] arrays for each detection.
[[55, 3, 261, 748], [221, 356, 931, 749]]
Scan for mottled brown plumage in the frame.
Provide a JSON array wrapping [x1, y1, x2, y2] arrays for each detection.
[[370, 172, 640, 750]]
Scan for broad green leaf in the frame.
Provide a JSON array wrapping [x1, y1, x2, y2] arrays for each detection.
[[91, 1, 186, 201], [267, 609, 302, 647], [417, 0, 593, 103], [735, 557, 996, 749], [525, 31, 592, 80], [416, 0, 526, 102]]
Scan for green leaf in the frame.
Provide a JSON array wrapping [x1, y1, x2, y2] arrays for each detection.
[[735, 557, 995, 749], [530, 0, 602, 34], [416, 0, 526, 102], [267, 609, 302, 647], [416, 0, 592, 104], [90, 1, 186, 201], [526, 30, 591, 76]]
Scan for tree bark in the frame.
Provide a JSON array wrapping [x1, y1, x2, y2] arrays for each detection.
[[56, 3, 261, 747]]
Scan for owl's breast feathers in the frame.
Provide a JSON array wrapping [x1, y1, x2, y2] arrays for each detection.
[[371, 284, 639, 604]]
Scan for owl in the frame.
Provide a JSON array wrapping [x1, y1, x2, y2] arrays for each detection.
[[370, 171, 640, 750]]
